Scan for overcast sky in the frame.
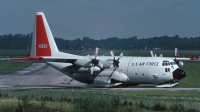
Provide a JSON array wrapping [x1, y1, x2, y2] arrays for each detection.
[[0, 0, 200, 40]]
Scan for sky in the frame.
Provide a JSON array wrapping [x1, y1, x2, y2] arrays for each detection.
[[0, 0, 200, 40]]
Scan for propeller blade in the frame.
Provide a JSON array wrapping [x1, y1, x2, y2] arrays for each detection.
[[159, 54, 163, 57], [95, 47, 99, 58], [118, 53, 123, 60], [117, 67, 121, 74], [110, 50, 115, 58], [109, 65, 114, 70], [150, 50, 154, 57], [179, 61, 184, 66], [87, 55, 92, 60], [90, 66, 94, 75], [98, 62, 103, 68], [175, 48, 177, 57]]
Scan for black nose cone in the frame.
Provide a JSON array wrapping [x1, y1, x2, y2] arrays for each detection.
[[173, 68, 186, 80]]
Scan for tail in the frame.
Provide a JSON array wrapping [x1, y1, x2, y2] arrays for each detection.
[[31, 12, 60, 57], [9, 12, 76, 61]]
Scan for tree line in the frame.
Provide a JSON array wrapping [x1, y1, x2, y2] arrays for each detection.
[[0, 34, 200, 50]]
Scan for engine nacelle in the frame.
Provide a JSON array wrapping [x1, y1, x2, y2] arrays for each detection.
[[64, 66, 100, 73], [99, 60, 111, 68], [93, 71, 129, 84], [73, 58, 91, 67], [71, 71, 129, 85], [107, 71, 129, 83]]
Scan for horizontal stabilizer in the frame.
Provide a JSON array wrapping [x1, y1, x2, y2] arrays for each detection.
[[9, 56, 79, 62], [9, 56, 42, 61]]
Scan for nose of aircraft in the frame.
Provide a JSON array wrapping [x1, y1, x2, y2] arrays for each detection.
[[173, 68, 186, 80]]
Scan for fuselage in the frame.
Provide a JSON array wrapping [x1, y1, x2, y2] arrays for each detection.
[[46, 56, 186, 86]]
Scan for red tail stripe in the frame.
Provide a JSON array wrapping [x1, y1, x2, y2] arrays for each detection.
[[36, 15, 51, 56]]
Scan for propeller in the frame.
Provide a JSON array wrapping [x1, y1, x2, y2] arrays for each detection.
[[174, 48, 184, 66], [175, 48, 178, 59], [87, 47, 103, 75], [150, 50, 154, 57], [151, 50, 163, 57], [159, 54, 163, 57], [109, 51, 123, 72]]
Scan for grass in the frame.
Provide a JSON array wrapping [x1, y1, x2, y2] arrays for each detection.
[[0, 60, 32, 75], [0, 97, 73, 112], [0, 89, 199, 112], [0, 88, 199, 100], [179, 61, 200, 87], [0, 50, 30, 57]]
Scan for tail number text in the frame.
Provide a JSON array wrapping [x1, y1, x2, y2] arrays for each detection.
[[39, 44, 47, 48]]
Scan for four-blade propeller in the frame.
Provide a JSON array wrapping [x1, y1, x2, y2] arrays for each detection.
[[87, 47, 103, 75], [109, 50, 123, 73]]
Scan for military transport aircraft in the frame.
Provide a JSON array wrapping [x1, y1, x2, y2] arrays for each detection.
[[9, 12, 186, 87]]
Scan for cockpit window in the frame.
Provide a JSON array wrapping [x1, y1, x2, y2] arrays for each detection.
[[170, 62, 176, 65], [162, 60, 170, 66]]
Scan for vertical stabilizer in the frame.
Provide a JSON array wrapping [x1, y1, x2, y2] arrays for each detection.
[[31, 12, 59, 57]]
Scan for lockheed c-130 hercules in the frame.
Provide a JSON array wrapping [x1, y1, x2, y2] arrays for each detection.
[[9, 12, 187, 88]]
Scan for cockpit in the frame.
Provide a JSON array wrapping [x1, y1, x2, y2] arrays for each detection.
[[162, 60, 176, 66], [162, 60, 186, 80]]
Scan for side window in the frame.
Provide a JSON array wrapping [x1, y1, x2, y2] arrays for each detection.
[[165, 68, 170, 72]]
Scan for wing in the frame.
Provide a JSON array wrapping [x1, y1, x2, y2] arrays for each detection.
[[175, 57, 198, 61], [8, 56, 94, 67], [40, 56, 78, 63]]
